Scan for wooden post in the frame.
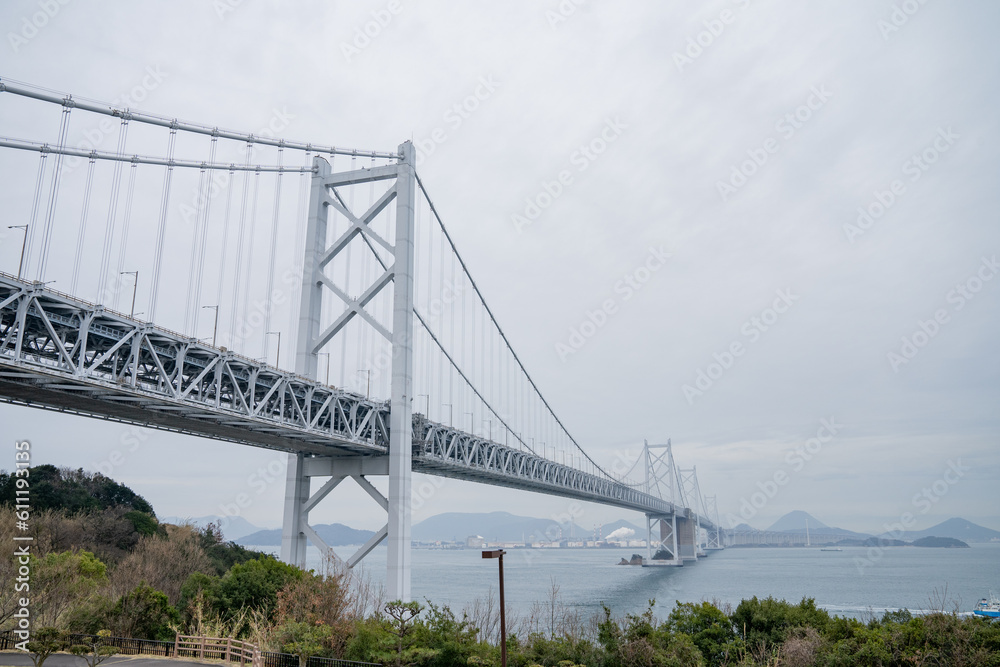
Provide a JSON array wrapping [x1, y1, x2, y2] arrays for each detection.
[[226, 638, 232, 663], [174, 633, 179, 658], [200, 636, 206, 659]]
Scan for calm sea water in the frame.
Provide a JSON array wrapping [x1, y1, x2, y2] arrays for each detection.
[[248, 543, 1000, 620]]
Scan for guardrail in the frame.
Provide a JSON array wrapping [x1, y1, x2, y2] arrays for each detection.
[[175, 634, 260, 667], [0, 630, 378, 667]]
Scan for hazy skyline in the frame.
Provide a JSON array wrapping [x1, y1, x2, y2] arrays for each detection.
[[1, 1, 997, 540]]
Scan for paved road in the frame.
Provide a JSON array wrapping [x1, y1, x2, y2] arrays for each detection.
[[0, 653, 221, 667]]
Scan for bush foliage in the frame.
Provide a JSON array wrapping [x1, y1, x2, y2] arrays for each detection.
[[3, 468, 997, 666]]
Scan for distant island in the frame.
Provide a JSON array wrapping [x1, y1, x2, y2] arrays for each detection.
[[912, 536, 970, 548], [728, 512, 997, 549], [825, 535, 969, 549]]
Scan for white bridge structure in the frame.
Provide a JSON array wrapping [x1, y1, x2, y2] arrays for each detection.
[[0, 78, 722, 599]]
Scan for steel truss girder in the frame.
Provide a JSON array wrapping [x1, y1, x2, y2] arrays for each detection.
[[0, 279, 718, 530], [0, 88, 728, 589], [415, 420, 678, 516], [0, 274, 389, 455]]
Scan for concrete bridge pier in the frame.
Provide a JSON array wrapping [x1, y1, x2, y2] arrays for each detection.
[[675, 513, 700, 562], [643, 514, 682, 566]]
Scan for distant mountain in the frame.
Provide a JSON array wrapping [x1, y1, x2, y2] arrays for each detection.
[[237, 523, 374, 547], [879, 518, 1000, 543], [766, 511, 872, 539], [412, 511, 588, 543], [767, 511, 830, 532], [729, 523, 757, 533], [162, 515, 264, 541]]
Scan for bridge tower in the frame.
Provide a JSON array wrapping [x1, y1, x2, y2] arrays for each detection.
[[282, 142, 417, 600], [702, 495, 724, 550], [642, 440, 684, 566]]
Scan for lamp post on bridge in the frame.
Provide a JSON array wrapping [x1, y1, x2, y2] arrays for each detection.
[[201, 305, 219, 347], [442, 403, 453, 427], [465, 411, 474, 434], [481, 549, 507, 667], [120, 271, 138, 318], [318, 352, 331, 385], [357, 369, 371, 398], [7, 225, 27, 280], [483, 419, 492, 442], [265, 331, 281, 368]]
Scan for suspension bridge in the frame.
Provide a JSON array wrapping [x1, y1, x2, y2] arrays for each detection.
[[0, 78, 724, 600]]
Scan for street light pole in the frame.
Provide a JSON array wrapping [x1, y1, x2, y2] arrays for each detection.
[[266, 331, 281, 367], [202, 305, 219, 346], [120, 271, 138, 318], [7, 225, 27, 280], [357, 369, 370, 398], [318, 352, 331, 385], [482, 549, 507, 667]]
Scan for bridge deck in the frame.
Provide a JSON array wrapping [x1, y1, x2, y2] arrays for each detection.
[[0, 273, 710, 524]]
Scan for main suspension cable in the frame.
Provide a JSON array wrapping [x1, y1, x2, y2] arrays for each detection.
[[413, 172, 615, 481]]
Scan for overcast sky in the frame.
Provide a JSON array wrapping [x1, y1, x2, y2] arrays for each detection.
[[1, 1, 998, 539]]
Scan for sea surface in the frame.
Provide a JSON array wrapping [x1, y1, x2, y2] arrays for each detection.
[[246, 542, 1000, 621]]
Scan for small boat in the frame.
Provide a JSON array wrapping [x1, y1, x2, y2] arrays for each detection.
[[975, 594, 1000, 619], [820, 547, 843, 552]]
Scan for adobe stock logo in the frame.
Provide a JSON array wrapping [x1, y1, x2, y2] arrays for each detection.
[[682, 289, 798, 404], [414, 76, 500, 166], [844, 126, 959, 244], [877, 0, 932, 41], [512, 117, 627, 234], [7, 0, 72, 53], [672, 0, 753, 73], [729, 417, 841, 523], [887, 255, 997, 372], [340, 0, 404, 63], [555, 246, 670, 362], [716, 86, 832, 202]]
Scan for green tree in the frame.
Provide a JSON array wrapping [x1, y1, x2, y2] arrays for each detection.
[[33, 550, 108, 626], [349, 600, 439, 667], [665, 601, 741, 665], [515, 633, 602, 667], [597, 601, 706, 667], [411, 601, 487, 667], [730, 596, 829, 652], [278, 621, 335, 667], [197, 523, 269, 575], [111, 584, 180, 640], [123, 510, 161, 537], [275, 569, 355, 656], [69, 629, 118, 667], [0, 465, 154, 514], [25, 627, 67, 667], [383, 600, 430, 667], [215, 556, 303, 620]]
